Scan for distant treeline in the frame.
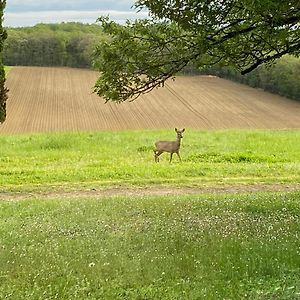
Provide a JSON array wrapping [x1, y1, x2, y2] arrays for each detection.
[[183, 56, 300, 102], [3, 22, 105, 68], [4, 23, 300, 101]]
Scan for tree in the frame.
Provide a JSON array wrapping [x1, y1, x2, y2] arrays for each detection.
[[3, 23, 105, 69], [0, 0, 7, 123], [66, 34, 97, 68], [93, 0, 300, 102]]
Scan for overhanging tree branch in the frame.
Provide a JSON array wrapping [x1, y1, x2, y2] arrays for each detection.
[[93, 0, 300, 102]]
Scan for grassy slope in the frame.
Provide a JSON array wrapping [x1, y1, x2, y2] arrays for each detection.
[[0, 192, 299, 299], [1, 129, 300, 299], [0, 129, 300, 192]]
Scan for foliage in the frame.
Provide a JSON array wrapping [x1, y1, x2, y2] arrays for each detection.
[[3, 66, 10, 74], [93, 0, 300, 102], [0, 0, 8, 123], [0, 192, 300, 298], [187, 55, 300, 101], [0, 130, 300, 192], [3, 22, 106, 68]]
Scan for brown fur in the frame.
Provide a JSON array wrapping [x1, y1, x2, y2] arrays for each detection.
[[154, 128, 185, 163]]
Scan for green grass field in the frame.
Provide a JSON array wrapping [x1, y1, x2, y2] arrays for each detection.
[[1, 129, 300, 299], [0, 129, 300, 192], [1, 192, 300, 299]]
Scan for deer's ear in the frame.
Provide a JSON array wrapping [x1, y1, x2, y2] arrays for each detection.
[[175, 128, 178, 132]]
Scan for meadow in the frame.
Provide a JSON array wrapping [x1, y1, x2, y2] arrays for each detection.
[[0, 192, 300, 299], [1, 129, 300, 299], [0, 129, 300, 192]]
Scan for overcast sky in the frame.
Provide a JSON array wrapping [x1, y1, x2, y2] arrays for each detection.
[[4, 0, 148, 27]]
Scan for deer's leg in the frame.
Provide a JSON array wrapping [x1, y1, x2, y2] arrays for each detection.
[[155, 151, 163, 163], [177, 152, 182, 162], [154, 150, 158, 162], [170, 152, 173, 163], [155, 153, 160, 162]]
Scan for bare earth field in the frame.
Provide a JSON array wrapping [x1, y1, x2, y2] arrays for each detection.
[[1, 66, 300, 134]]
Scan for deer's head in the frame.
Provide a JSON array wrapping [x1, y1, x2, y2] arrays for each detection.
[[175, 128, 185, 139]]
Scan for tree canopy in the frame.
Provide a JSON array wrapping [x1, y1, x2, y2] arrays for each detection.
[[0, 0, 7, 123], [93, 0, 300, 102], [4, 23, 105, 68]]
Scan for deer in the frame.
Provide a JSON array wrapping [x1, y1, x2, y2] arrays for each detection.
[[154, 128, 185, 163]]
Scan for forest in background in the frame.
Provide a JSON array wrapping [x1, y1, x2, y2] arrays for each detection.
[[3, 22, 300, 101], [184, 56, 300, 102], [3, 23, 105, 68]]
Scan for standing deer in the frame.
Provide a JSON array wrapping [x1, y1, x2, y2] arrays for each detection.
[[154, 128, 185, 163]]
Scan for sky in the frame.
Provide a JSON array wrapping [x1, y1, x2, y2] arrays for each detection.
[[4, 0, 148, 27]]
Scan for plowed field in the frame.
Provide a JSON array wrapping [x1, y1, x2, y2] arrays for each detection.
[[1, 66, 300, 134]]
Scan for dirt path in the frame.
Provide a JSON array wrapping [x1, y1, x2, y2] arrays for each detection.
[[1, 184, 300, 201]]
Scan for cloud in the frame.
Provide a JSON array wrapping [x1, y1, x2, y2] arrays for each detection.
[[4, 10, 148, 27], [4, 0, 148, 27], [6, 0, 136, 12]]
